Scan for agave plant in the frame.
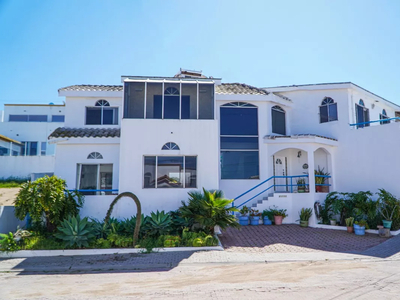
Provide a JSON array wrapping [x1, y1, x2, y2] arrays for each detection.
[[147, 210, 172, 237], [54, 215, 95, 248]]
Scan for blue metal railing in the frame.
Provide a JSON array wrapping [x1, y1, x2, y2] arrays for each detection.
[[349, 117, 400, 128], [233, 174, 332, 211]]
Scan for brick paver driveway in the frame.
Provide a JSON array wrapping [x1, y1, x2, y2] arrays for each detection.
[[219, 225, 390, 254]]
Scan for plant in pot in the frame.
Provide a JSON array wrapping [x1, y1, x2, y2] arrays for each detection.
[[296, 178, 306, 193], [262, 209, 274, 225], [315, 166, 330, 193], [249, 209, 261, 226], [298, 207, 313, 227], [377, 188, 399, 230], [345, 217, 354, 233], [330, 219, 337, 226], [354, 219, 368, 236], [238, 206, 250, 226], [270, 206, 288, 225]]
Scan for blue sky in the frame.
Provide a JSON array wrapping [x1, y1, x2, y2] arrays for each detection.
[[0, 0, 399, 109]]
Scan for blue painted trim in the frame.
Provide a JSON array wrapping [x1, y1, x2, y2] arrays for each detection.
[[349, 117, 400, 127]]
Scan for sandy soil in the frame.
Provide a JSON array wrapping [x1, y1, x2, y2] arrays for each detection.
[[1, 259, 400, 299], [0, 188, 19, 206]]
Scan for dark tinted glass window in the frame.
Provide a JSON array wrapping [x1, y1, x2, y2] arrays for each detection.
[[220, 107, 258, 135], [181, 96, 190, 119], [164, 96, 180, 119], [157, 156, 183, 188], [185, 156, 197, 188], [144, 156, 156, 188], [320, 106, 328, 123], [272, 109, 286, 135], [29, 115, 47, 122], [103, 108, 114, 124], [153, 95, 162, 119], [28, 142, 38, 156], [9, 115, 28, 122], [220, 137, 258, 149], [86, 107, 101, 124], [221, 151, 259, 179], [328, 103, 338, 121], [52, 115, 65, 122], [320, 102, 337, 123]]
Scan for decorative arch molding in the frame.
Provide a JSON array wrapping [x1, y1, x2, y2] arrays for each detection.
[[87, 152, 103, 159], [221, 102, 257, 107], [162, 142, 180, 150], [95, 99, 110, 107]]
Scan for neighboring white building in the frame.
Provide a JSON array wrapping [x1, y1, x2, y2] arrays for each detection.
[[0, 103, 65, 179], [48, 70, 400, 225]]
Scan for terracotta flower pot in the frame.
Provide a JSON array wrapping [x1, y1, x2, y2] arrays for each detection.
[[347, 226, 353, 233], [274, 215, 283, 225]]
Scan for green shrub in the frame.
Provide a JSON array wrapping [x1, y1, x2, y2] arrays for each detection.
[[54, 215, 95, 248], [0, 232, 20, 252], [0, 176, 29, 188], [169, 210, 193, 235], [181, 228, 218, 247], [147, 210, 172, 237], [22, 236, 65, 250], [107, 233, 133, 248], [14, 176, 84, 232], [162, 235, 181, 247], [180, 188, 239, 234], [299, 208, 313, 221]]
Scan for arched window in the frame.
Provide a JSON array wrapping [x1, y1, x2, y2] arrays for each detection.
[[164, 87, 179, 95], [86, 99, 118, 125], [220, 102, 259, 179], [320, 97, 338, 123], [356, 99, 370, 128], [95, 100, 110, 107], [380, 109, 390, 125], [271, 105, 286, 135], [87, 152, 103, 159], [162, 142, 180, 150]]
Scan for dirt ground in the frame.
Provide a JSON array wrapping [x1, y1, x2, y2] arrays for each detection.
[[0, 188, 19, 206], [1, 259, 400, 299]]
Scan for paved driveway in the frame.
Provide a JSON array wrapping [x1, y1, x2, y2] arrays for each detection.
[[219, 225, 389, 254]]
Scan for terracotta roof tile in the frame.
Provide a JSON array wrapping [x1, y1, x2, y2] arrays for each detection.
[[49, 127, 120, 139]]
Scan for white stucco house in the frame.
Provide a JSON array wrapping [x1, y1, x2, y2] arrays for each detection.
[[46, 69, 400, 226], [0, 104, 65, 179]]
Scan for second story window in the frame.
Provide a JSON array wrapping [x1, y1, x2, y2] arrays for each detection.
[[355, 99, 369, 128], [380, 109, 390, 125], [86, 100, 118, 125], [51, 115, 65, 122], [271, 105, 286, 135], [9, 115, 47, 122], [319, 97, 338, 123]]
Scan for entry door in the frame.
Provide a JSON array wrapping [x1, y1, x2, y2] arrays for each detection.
[[274, 156, 287, 192]]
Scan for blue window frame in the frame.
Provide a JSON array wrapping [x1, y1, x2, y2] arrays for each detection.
[[220, 102, 259, 179], [319, 97, 338, 123]]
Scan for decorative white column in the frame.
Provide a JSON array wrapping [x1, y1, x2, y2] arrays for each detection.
[[307, 148, 315, 195]]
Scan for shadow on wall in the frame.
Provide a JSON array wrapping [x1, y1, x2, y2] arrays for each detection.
[[0, 206, 26, 234]]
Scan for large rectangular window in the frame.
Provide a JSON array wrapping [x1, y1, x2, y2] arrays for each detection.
[[20, 141, 38, 156], [76, 164, 113, 195], [9, 115, 47, 122], [86, 107, 118, 125], [220, 103, 259, 179], [143, 156, 197, 188], [52, 115, 65, 122], [41, 142, 47, 156]]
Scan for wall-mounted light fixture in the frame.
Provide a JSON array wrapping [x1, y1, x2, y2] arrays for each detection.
[[297, 151, 302, 158]]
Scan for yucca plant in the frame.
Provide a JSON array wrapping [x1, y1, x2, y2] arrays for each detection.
[[147, 210, 172, 237], [54, 215, 95, 248], [345, 217, 354, 227], [299, 208, 313, 221]]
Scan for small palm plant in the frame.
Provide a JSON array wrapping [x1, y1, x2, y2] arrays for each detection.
[[54, 215, 95, 248]]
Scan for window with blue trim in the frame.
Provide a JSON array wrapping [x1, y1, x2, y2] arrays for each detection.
[[380, 109, 390, 125], [319, 97, 338, 123]]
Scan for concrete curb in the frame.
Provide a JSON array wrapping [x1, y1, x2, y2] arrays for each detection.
[[313, 224, 400, 236]]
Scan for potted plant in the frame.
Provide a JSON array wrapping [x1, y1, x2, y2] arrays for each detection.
[[298, 207, 313, 227], [330, 219, 337, 226], [270, 206, 288, 225], [377, 189, 399, 230], [315, 166, 330, 193], [238, 206, 249, 226], [354, 220, 368, 235], [297, 178, 306, 193], [345, 217, 354, 233], [262, 209, 273, 225], [249, 209, 261, 226]]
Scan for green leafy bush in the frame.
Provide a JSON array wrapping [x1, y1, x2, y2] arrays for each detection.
[[299, 208, 313, 221], [163, 235, 181, 247], [14, 176, 84, 232], [0, 232, 19, 252], [107, 233, 133, 248], [22, 236, 65, 250], [54, 215, 95, 248], [181, 228, 218, 247], [180, 188, 239, 234]]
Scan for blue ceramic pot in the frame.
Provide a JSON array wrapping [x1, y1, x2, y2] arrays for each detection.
[[239, 216, 249, 226], [263, 217, 272, 225], [382, 220, 392, 229], [250, 216, 260, 226], [354, 226, 365, 236], [353, 224, 360, 229]]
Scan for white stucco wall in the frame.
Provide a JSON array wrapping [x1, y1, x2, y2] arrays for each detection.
[[0, 206, 26, 234], [54, 139, 120, 190], [64, 97, 122, 128], [118, 119, 219, 215], [0, 156, 55, 178]]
